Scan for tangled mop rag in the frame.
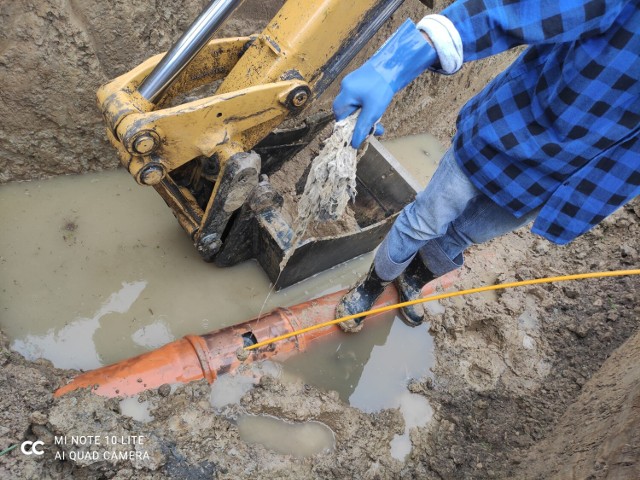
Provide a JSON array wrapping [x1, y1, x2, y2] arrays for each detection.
[[280, 114, 368, 269], [295, 114, 366, 237]]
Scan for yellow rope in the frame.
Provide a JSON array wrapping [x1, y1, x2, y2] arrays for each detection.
[[245, 269, 640, 352]]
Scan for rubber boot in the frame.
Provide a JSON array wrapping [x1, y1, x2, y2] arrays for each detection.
[[394, 256, 437, 327], [336, 264, 391, 333]]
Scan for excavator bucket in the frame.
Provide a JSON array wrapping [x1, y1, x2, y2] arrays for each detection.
[[215, 121, 421, 289]]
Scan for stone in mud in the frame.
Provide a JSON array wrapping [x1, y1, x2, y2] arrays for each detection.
[[236, 347, 250, 362], [157, 384, 171, 398], [562, 287, 580, 299], [30, 411, 48, 425], [620, 244, 638, 260]]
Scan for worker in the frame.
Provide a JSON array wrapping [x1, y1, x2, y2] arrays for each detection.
[[334, 0, 640, 332]]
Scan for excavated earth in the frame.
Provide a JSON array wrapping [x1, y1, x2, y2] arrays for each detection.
[[1, 201, 638, 479], [2, 0, 640, 478]]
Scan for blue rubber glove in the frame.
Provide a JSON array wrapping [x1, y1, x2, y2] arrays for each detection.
[[333, 19, 437, 148]]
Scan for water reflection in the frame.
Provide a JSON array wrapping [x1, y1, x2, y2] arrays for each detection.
[[0, 171, 370, 368], [237, 415, 335, 458], [11, 281, 146, 369]]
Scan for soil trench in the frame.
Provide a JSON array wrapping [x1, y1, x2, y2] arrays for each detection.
[[1, 0, 639, 476], [1, 134, 638, 478]]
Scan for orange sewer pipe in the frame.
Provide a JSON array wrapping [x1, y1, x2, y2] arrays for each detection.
[[54, 273, 456, 398]]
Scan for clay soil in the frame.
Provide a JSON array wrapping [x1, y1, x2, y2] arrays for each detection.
[[1, 197, 638, 479]]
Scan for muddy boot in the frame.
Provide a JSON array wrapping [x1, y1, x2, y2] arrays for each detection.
[[336, 264, 391, 333], [394, 256, 437, 327]]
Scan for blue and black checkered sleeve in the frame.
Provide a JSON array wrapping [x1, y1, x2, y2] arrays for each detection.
[[441, 0, 630, 62]]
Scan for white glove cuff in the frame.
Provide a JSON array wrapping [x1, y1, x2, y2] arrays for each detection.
[[417, 14, 463, 74]]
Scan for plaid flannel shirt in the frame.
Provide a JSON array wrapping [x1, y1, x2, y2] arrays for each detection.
[[440, 0, 640, 244]]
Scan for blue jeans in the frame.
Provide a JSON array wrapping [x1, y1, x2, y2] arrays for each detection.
[[375, 147, 539, 281]]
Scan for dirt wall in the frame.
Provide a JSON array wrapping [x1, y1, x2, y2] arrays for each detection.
[[520, 328, 640, 479], [0, 0, 519, 183], [0, 0, 283, 183]]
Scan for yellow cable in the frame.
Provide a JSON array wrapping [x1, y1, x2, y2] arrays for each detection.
[[245, 269, 640, 352]]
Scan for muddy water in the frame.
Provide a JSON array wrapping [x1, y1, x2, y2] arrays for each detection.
[[384, 133, 446, 188], [1, 133, 443, 457], [0, 171, 372, 369], [119, 396, 154, 424], [237, 415, 335, 458], [281, 315, 434, 409], [280, 313, 434, 461]]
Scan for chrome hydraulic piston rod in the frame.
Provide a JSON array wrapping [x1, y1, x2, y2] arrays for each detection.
[[138, 0, 243, 103]]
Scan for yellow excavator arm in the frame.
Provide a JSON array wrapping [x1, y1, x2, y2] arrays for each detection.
[[98, 0, 421, 288]]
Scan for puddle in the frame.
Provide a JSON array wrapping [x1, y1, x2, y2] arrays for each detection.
[[11, 281, 147, 369], [390, 391, 433, 461], [119, 396, 154, 423], [279, 316, 435, 409], [237, 415, 335, 458], [280, 312, 435, 460], [1, 133, 443, 370], [384, 133, 445, 189], [131, 320, 174, 349], [0, 171, 373, 370], [209, 361, 283, 410]]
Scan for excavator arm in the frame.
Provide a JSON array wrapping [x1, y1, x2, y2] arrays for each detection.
[[98, 0, 420, 288]]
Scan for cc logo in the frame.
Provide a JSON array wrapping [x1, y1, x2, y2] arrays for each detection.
[[20, 440, 44, 456]]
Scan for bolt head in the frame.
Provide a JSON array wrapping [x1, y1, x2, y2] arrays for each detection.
[[132, 131, 160, 155], [139, 163, 165, 185], [199, 234, 222, 257], [292, 91, 308, 107], [201, 234, 219, 247]]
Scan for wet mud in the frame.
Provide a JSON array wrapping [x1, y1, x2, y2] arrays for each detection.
[[1, 194, 638, 478]]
